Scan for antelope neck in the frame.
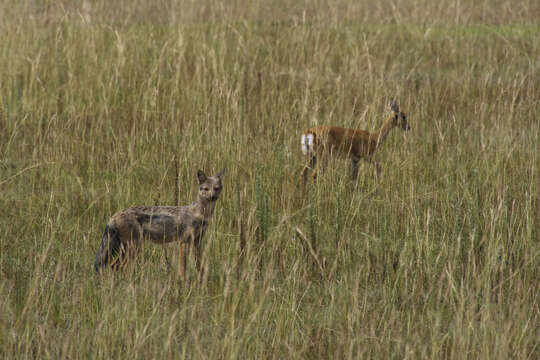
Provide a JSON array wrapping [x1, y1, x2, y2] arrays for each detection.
[[370, 115, 396, 147]]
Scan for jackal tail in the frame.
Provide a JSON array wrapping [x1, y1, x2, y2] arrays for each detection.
[[94, 224, 123, 273]]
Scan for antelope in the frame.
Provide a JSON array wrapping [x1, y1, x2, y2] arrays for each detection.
[[300, 100, 410, 183], [93, 169, 225, 280]]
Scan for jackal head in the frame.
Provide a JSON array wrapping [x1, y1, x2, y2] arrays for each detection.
[[197, 169, 225, 202], [389, 99, 411, 131]]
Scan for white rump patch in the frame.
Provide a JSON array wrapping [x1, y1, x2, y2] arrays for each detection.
[[301, 133, 314, 155]]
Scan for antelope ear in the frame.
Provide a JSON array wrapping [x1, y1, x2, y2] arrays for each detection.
[[197, 170, 207, 184], [216, 168, 226, 179]]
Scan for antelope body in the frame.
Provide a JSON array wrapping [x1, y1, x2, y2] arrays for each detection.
[[300, 100, 410, 183], [93, 169, 225, 280]]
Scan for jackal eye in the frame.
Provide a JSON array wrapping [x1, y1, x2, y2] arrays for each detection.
[[201, 187, 209, 191], [214, 186, 221, 191]]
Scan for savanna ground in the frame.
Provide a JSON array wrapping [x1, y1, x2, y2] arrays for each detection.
[[0, 0, 539, 358]]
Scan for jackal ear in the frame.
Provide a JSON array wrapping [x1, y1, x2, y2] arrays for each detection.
[[197, 170, 207, 184], [216, 168, 226, 179]]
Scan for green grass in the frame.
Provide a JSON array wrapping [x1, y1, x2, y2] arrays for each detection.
[[1, 1, 539, 358]]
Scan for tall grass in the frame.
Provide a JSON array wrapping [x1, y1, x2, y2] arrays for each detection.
[[1, 0, 539, 358]]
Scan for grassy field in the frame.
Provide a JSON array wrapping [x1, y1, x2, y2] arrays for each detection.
[[1, 0, 539, 358]]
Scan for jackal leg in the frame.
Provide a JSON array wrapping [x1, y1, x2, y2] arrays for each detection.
[[110, 242, 127, 271], [110, 240, 140, 271], [163, 246, 172, 270], [178, 241, 189, 280], [193, 237, 202, 273]]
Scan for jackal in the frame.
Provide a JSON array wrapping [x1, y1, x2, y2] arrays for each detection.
[[93, 169, 225, 280]]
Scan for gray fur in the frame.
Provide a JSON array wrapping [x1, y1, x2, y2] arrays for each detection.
[[93, 169, 225, 278]]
